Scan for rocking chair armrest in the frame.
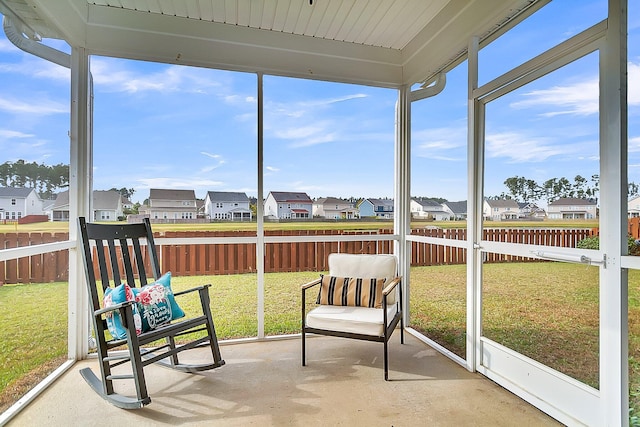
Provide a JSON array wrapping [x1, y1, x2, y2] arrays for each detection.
[[382, 277, 402, 296], [301, 278, 322, 291], [94, 300, 135, 317], [174, 283, 211, 297]]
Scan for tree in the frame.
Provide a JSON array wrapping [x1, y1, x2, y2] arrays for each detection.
[[109, 187, 136, 200]]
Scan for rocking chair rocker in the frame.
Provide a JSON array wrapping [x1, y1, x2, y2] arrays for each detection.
[[78, 217, 224, 409]]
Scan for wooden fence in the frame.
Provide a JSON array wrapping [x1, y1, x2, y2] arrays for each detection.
[[0, 227, 596, 285]]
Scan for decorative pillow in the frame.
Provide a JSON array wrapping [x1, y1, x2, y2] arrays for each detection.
[[316, 275, 386, 308], [132, 271, 185, 332], [103, 283, 143, 340]]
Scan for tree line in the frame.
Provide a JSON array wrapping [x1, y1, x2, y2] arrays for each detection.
[[499, 174, 640, 204], [0, 160, 69, 199]]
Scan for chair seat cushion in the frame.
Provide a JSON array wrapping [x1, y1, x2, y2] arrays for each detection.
[[306, 304, 397, 337]]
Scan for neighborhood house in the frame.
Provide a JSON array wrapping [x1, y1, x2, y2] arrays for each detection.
[[547, 197, 597, 220], [312, 197, 358, 219], [139, 188, 198, 220], [264, 191, 312, 219], [0, 187, 43, 221], [204, 191, 252, 221]]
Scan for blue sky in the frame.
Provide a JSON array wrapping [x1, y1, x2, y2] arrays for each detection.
[[0, 1, 638, 206]]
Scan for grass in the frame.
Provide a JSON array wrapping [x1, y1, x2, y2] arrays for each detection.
[[2, 258, 636, 417], [0, 218, 600, 234]]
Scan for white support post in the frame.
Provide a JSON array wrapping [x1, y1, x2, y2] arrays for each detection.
[[467, 36, 482, 372], [257, 72, 265, 339], [394, 85, 411, 322], [600, 0, 628, 425], [68, 47, 92, 360]]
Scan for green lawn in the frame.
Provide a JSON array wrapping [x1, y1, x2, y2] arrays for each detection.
[[0, 218, 599, 234], [1, 263, 639, 418]]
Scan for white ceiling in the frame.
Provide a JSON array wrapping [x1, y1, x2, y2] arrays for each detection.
[[1, 0, 548, 87]]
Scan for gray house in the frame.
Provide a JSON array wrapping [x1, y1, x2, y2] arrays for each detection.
[[410, 198, 449, 221], [358, 198, 394, 219], [139, 188, 198, 221], [204, 191, 252, 221], [0, 187, 43, 220], [442, 200, 467, 220], [547, 197, 597, 220], [483, 199, 519, 221], [52, 190, 123, 221], [312, 197, 358, 219], [264, 191, 312, 219]]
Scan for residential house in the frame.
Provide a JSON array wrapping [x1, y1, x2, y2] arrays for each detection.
[[139, 188, 198, 220], [204, 191, 252, 221], [410, 198, 449, 221], [483, 199, 519, 221], [358, 198, 394, 219], [629, 195, 640, 218], [547, 197, 597, 220], [0, 187, 43, 220], [264, 191, 312, 219], [312, 197, 358, 219], [52, 190, 124, 221], [442, 201, 467, 220], [518, 202, 546, 219]]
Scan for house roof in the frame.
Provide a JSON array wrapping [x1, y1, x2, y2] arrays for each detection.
[[412, 198, 444, 208], [0, 187, 36, 198], [443, 200, 467, 214], [484, 199, 519, 208], [269, 191, 312, 203], [149, 188, 196, 200], [52, 190, 122, 210], [315, 197, 352, 206], [206, 191, 249, 203], [366, 198, 394, 207], [548, 197, 597, 206], [0, 1, 546, 88], [93, 190, 121, 210]]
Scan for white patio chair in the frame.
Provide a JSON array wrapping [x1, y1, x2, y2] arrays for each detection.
[[301, 253, 404, 380]]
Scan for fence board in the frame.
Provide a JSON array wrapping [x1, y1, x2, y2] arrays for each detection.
[[0, 227, 600, 284]]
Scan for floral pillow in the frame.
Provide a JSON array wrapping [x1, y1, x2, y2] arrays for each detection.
[[103, 283, 143, 340], [132, 272, 185, 332]]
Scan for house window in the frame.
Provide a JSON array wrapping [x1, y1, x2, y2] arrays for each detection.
[[11, 198, 16, 205], [216, 203, 223, 208]]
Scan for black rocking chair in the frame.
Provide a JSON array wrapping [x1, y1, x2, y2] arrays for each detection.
[[78, 217, 225, 409]]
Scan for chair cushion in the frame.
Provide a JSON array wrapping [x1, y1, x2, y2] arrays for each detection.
[[132, 271, 185, 332], [316, 275, 385, 308], [103, 283, 143, 340], [306, 304, 398, 337]]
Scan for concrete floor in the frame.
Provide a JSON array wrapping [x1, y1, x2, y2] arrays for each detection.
[[7, 333, 560, 426]]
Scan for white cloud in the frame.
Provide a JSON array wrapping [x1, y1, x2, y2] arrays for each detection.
[[413, 126, 466, 160], [0, 129, 34, 139], [299, 94, 368, 107], [201, 152, 221, 159], [90, 59, 222, 94], [630, 136, 640, 153], [511, 78, 599, 116], [0, 96, 66, 115], [266, 166, 280, 172], [509, 60, 640, 117], [137, 177, 224, 189], [485, 131, 579, 163]]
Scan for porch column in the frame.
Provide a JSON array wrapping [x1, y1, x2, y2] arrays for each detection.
[[599, 0, 628, 424], [68, 47, 92, 360], [467, 35, 482, 372], [394, 85, 411, 322]]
